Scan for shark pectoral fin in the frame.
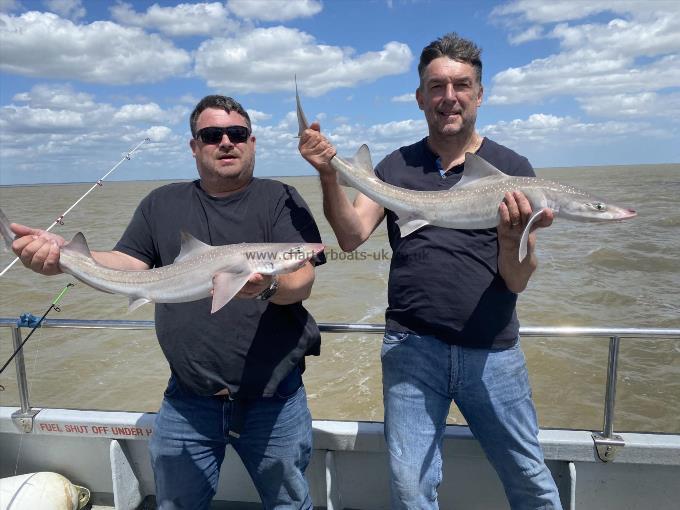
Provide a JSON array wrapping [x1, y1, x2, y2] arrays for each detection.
[[518, 209, 545, 262], [128, 297, 152, 313], [397, 218, 430, 237], [211, 271, 252, 314]]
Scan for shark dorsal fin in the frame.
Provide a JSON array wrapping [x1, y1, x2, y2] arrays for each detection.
[[350, 144, 374, 174], [455, 153, 509, 188], [174, 230, 213, 263], [63, 232, 93, 258]]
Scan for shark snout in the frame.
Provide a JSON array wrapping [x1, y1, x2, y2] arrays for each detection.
[[621, 208, 637, 219]]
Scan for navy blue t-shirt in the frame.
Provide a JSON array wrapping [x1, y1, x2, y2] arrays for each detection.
[[374, 137, 534, 348], [114, 178, 325, 397]]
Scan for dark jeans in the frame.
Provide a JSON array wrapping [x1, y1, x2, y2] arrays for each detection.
[[149, 368, 313, 509]]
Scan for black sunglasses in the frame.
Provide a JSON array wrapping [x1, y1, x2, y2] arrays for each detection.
[[195, 125, 250, 145]]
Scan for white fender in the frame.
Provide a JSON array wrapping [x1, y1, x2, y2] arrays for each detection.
[[0, 472, 90, 510]]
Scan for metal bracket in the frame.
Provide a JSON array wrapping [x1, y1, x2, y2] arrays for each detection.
[[11, 408, 41, 433], [592, 433, 625, 462]]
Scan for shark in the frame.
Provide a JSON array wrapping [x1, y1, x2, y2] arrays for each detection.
[[296, 86, 637, 261], [0, 208, 323, 313]]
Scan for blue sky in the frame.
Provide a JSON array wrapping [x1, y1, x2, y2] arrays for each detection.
[[1, 0, 679, 184]]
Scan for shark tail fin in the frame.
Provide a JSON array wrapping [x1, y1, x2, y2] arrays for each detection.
[[295, 76, 310, 137], [0, 207, 16, 252], [518, 209, 546, 262]]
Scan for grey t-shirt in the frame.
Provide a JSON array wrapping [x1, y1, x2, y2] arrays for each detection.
[[114, 178, 325, 397]]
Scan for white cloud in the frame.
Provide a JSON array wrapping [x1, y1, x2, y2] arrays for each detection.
[[508, 25, 544, 45], [247, 109, 272, 124], [145, 125, 174, 143], [487, 2, 680, 109], [578, 92, 680, 119], [391, 93, 414, 103], [110, 1, 239, 37], [13, 84, 97, 112], [114, 103, 170, 123], [489, 53, 680, 105], [227, 0, 322, 22], [0, 85, 185, 169], [43, 0, 85, 21], [0, 11, 191, 84], [551, 16, 680, 56], [0, 104, 86, 132], [491, 0, 674, 25], [480, 113, 651, 145], [195, 26, 413, 95]]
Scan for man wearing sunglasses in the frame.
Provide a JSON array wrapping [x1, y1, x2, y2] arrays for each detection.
[[10, 95, 325, 509]]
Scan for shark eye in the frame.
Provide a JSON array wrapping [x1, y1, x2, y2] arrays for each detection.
[[587, 202, 607, 212]]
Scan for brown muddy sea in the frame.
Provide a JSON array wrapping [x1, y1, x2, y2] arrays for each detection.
[[1, 164, 678, 433]]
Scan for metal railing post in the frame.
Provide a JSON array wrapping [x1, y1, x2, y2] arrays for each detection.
[[602, 335, 620, 438], [9, 324, 41, 432], [592, 335, 625, 461], [10, 324, 31, 413]]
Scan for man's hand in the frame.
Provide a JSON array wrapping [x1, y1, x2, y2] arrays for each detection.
[[498, 191, 553, 243], [11, 223, 65, 276], [497, 191, 554, 293], [298, 121, 337, 180], [235, 273, 275, 300]]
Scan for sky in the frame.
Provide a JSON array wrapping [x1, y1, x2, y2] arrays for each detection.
[[0, 0, 679, 185]]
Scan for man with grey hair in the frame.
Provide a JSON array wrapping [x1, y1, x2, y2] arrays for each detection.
[[12, 94, 325, 509], [299, 33, 562, 509]]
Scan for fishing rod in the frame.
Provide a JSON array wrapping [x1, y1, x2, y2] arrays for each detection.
[[0, 283, 74, 380], [0, 137, 150, 277]]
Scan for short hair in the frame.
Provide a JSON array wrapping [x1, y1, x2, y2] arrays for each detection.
[[189, 95, 252, 138], [417, 33, 483, 86]]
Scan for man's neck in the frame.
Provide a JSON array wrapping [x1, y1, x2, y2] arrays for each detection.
[[427, 130, 482, 171], [199, 176, 252, 198]]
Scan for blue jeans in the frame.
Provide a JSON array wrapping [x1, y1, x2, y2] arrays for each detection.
[[381, 331, 562, 510], [149, 367, 313, 509]]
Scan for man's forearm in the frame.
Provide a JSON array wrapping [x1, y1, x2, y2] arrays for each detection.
[[319, 175, 363, 251], [498, 235, 537, 293], [270, 262, 315, 305]]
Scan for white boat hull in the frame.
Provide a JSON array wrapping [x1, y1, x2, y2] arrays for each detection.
[[1, 406, 679, 509]]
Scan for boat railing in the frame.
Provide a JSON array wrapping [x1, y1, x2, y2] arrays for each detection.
[[2, 317, 679, 462]]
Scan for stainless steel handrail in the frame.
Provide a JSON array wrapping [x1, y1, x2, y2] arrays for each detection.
[[2, 318, 679, 446], [2, 318, 679, 336]]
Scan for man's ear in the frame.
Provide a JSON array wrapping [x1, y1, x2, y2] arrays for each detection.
[[415, 87, 424, 111]]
